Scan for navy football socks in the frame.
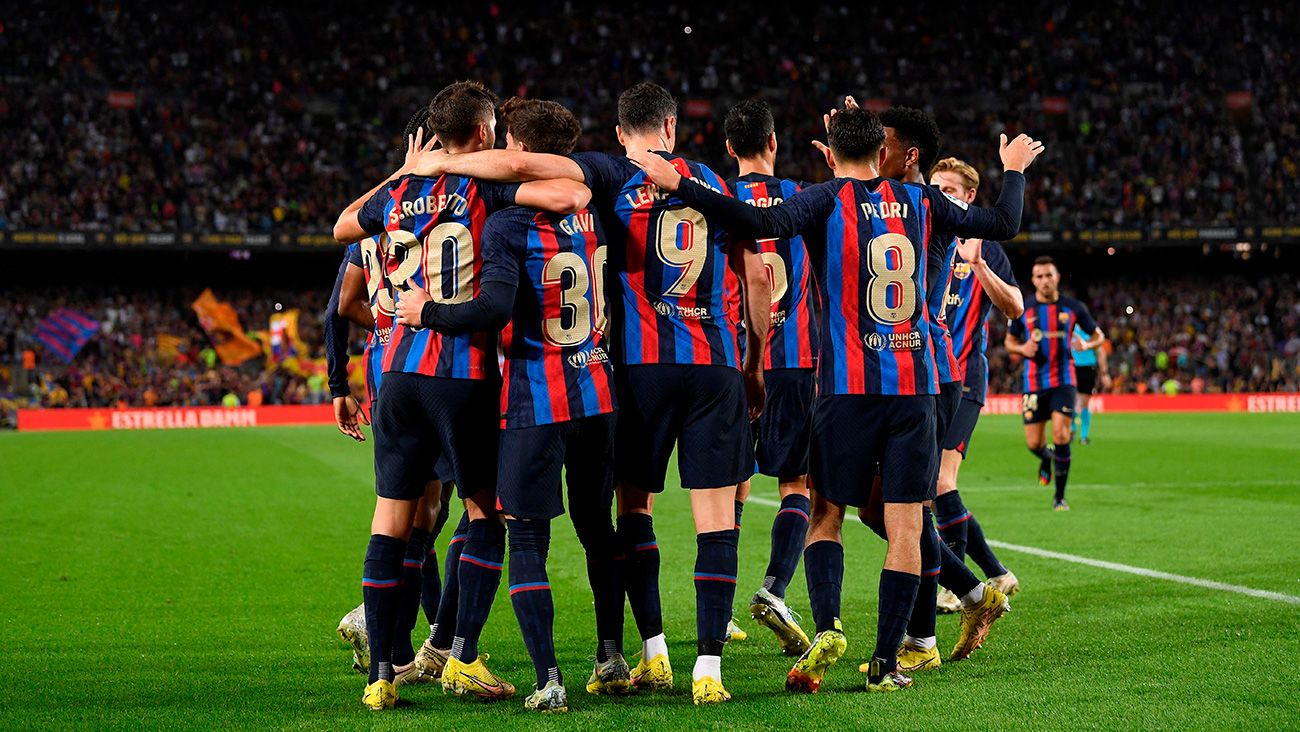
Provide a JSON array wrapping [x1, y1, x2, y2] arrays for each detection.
[[763, 494, 810, 598], [617, 513, 663, 641], [506, 519, 560, 690], [571, 503, 624, 663], [1054, 442, 1072, 501], [906, 509, 941, 641], [965, 513, 1009, 577], [694, 529, 739, 657], [938, 536, 982, 597], [421, 533, 441, 629], [733, 500, 745, 531], [429, 513, 469, 650], [933, 491, 971, 558], [362, 533, 406, 683], [392, 527, 429, 666], [450, 518, 506, 663], [872, 569, 920, 674], [804, 540, 844, 633]]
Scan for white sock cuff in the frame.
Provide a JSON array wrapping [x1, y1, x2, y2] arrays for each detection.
[[693, 654, 722, 682]]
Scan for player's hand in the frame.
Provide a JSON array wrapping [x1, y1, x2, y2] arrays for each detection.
[[1100, 373, 1113, 391], [956, 238, 984, 265], [743, 367, 766, 421], [333, 395, 369, 442], [400, 127, 439, 175], [627, 150, 682, 192], [1021, 339, 1039, 358], [999, 133, 1045, 173], [395, 286, 431, 327], [1071, 335, 1087, 351]]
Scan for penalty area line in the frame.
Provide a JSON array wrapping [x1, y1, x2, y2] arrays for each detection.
[[745, 495, 1300, 606]]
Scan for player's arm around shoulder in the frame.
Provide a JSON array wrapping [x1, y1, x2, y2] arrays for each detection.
[[414, 148, 586, 184]]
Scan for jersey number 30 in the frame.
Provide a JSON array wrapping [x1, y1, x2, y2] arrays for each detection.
[[542, 246, 608, 347]]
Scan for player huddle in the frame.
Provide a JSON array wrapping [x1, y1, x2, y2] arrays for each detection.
[[321, 79, 1073, 712]]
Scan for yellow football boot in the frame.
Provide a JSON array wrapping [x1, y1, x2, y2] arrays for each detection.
[[691, 676, 732, 705], [413, 640, 449, 680], [440, 655, 516, 700], [524, 680, 569, 713], [726, 618, 748, 642], [896, 643, 942, 672], [987, 572, 1020, 597], [951, 585, 1010, 661], [750, 588, 812, 656], [336, 604, 369, 674], [586, 653, 634, 695], [864, 660, 913, 692], [630, 653, 673, 690], [785, 620, 847, 693], [361, 679, 398, 710]]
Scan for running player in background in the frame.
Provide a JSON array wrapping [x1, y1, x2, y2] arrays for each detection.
[[929, 157, 1025, 608], [397, 98, 627, 713], [628, 105, 1042, 693], [1005, 256, 1104, 511], [723, 99, 815, 658], [1071, 322, 1111, 444], [412, 82, 772, 705], [332, 81, 590, 711]]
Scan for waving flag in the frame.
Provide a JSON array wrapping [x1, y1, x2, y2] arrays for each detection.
[[34, 309, 100, 363], [191, 289, 262, 366]]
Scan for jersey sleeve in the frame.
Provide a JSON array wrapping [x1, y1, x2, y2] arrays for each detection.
[[357, 187, 389, 235], [1007, 314, 1028, 340], [479, 181, 523, 213], [324, 250, 354, 398], [927, 171, 1025, 242], [477, 211, 526, 286], [675, 178, 837, 241], [982, 240, 1017, 287], [1074, 300, 1100, 335], [570, 151, 630, 200]]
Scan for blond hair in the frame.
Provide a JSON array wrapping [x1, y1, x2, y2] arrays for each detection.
[[929, 157, 980, 192]]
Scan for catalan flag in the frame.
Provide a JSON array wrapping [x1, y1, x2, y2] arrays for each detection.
[[34, 309, 100, 363]]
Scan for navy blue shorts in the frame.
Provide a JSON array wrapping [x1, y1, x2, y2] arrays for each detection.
[[1022, 386, 1078, 424], [372, 372, 499, 501], [496, 413, 615, 520], [809, 394, 937, 506], [371, 399, 452, 485], [940, 397, 983, 458], [614, 364, 752, 491], [935, 380, 962, 443], [754, 368, 816, 480], [1075, 366, 1098, 395]]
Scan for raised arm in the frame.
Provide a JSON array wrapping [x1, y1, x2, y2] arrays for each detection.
[[958, 239, 1024, 318], [334, 129, 434, 243], [929, 134, 1044, 242], [627, 150, 831, 240], [415, 149, 585, 183]]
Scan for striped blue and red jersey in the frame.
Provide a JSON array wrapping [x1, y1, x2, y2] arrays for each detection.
[[357, 173, 518, 379], [945, 239, 1017, 404], [354, 235, 392, 403], [927, 237, 960, 385], [670, 170, 1027, 397], [728, 173, 818, 370], [478, 205, 616, 429], [1008, 296, 1098, 393], [572, 151, 743, 369]]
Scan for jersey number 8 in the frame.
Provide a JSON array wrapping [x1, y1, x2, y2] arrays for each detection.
[[866, 233, 918, 325]]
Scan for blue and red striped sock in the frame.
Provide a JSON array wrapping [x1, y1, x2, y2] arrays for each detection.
[[392, 527, 429, 666], [429, 513, 469, 649], [451, 518, 506, 663], [906, 508, 941, 641], [506, 519, 559, 690], [694, 529, 739, 657], [764, 494, 810, 598], [617, 513, 663, 641], [804, 540, 844, 633], [362, 533, 406, 683]]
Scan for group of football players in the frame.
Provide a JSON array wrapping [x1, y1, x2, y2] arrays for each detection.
[[317, 78, 1106, 713]]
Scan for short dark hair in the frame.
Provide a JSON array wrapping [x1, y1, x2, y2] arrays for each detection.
[[398, 108, 433, 155], [724, 99, 775, 159], [426, 80, 498, 147], [1033, 255, 1057, 268], [827, 107, 885, 163], [499, 97, 582, 155], [617, 82, 676, 134], [879, 107, 942, 174]]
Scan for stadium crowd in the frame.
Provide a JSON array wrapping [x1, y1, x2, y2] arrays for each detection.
[[1, 3, 1296, 234], [0, 287, 349, 426], [2, 271, 1297, 424]]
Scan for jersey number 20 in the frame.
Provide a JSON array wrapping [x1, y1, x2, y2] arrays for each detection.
[[387, 224, 476, 305]]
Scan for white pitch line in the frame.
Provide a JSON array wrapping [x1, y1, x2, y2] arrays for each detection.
[[744, 495, 1300, 606]]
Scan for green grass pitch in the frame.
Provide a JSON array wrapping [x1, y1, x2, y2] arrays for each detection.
[[3, 413, 1299, 730]]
